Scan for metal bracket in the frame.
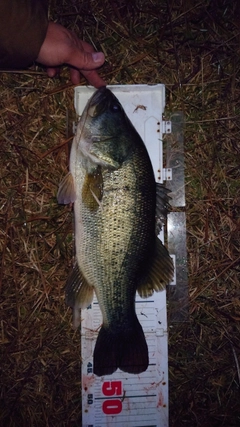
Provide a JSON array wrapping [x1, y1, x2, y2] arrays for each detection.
[[162, 168, 172, 181], [73, 121, 77, 135], [162, 120, 172, 134]]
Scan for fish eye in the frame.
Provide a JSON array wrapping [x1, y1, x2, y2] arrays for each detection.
[[110, 103, 121, 113]]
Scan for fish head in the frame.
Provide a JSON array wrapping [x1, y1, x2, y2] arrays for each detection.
[[77, 87, 135, 169]]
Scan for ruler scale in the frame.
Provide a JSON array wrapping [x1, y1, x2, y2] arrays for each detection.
[[73, 84, 184, 427]]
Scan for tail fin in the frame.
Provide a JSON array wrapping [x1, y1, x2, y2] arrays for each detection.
[[93, 318, 149, 376]]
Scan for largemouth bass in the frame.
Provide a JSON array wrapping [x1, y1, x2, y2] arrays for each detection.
[[57, 87, 174, 376]]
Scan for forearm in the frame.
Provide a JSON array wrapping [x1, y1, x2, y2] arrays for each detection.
[[0, 0, 49, 69]]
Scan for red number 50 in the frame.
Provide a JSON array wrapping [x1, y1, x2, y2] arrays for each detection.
[[102, 381, 123, 415]]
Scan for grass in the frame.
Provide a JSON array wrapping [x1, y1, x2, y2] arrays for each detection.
[[1, 0, 240, 426]]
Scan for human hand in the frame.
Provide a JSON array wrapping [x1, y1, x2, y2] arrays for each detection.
[[36, 22, 106, 88]]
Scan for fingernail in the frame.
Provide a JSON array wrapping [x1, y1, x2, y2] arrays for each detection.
[[92, 52, 105, 63]]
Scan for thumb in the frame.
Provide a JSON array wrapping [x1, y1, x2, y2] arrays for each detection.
[[91, 52, 105, 65], [68, 49, 105, 70]]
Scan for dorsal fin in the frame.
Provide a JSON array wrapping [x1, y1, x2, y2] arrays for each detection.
[[155, 183, 172, 235]]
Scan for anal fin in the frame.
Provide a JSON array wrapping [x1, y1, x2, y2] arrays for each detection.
[[65, 263, 94, 328]]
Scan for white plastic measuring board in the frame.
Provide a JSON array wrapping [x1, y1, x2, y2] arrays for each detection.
[[74, 84, 169, 427]]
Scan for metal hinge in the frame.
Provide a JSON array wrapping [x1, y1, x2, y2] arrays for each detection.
[[73, 121, 77, 135], [162, 168, 172, 181], [162, 120, 172, 134]]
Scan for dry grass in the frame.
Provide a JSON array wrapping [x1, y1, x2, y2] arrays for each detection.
[[1, 0, 240, 426]]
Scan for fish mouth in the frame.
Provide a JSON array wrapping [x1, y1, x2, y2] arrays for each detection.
[[87, 86, 122, 118], [89, 86, 108, 106]]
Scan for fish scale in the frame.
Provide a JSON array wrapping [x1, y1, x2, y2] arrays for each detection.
[[77, 156, 154, 310]]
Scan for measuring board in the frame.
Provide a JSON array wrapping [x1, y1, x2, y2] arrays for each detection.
[[74, 84, 178, 427]]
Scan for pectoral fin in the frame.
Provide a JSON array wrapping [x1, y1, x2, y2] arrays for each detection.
[[82, 165, 103, 210], [57, 172, 76, 204], [137, 238, 174, 298], [65, 263, 94, 328]]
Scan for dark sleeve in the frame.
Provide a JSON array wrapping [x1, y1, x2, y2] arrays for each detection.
[[0, 0, 49, 69]]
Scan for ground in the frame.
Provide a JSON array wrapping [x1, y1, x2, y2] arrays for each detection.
[[0, 1, 240, 426]]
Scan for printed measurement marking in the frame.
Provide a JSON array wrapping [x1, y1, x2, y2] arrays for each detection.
[[101, 381, 123, 415], [87, 394, 93, 405], [87, 362, 93, 373], [93, 299, 155, 305], [102, 381, 122, 396], [96, 394, 156, 401]]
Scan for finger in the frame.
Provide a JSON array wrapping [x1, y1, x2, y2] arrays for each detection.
[[67, 42, 106, 86], [69, 67, 106, 88], [66, 47, 105, 71], [46, 67, 60, 78], [80, 68, 107, 88], [69, 68, 81, 85]]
